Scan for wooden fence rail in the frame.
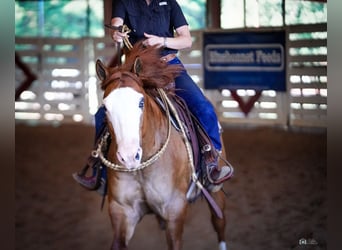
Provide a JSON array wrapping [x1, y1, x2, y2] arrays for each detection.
[[15, 23, 326, 128]]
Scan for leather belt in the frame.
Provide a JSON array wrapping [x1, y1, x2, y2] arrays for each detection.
[[161, 53, 177, 62]]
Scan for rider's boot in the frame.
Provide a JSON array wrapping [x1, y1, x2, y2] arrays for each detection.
[[207, 163, 234, 184], [206, 151, 234, 192], [72, 125, 108, 193], [186, 151, 234, 200], [72, 156, 103, 190]]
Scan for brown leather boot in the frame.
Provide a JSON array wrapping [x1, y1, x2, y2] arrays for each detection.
[[207, 164, 234, 184], [72, 156, 102, 190], [206, 150, 234, 185], [72, 125, 110, 191]]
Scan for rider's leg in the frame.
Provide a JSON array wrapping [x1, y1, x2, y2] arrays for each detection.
[[72, 106, 108, 190], [170, 57, 233, 184]]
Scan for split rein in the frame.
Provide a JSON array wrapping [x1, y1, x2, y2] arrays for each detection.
[[91, 88, 172, 172]]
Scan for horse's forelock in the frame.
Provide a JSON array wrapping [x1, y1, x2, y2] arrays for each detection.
[[103, 70, 144, 98], [123, 42, 182, 89], [123, 43, 161, 71], [101, 70, 122, 97], [101, 41, 181, 98]]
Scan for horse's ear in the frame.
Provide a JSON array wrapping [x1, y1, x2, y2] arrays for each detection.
[[133, 57, 142, 75], [96, 59, 107, 81]]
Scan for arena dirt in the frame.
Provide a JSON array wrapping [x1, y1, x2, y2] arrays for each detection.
[[15, 124, 326, 250]]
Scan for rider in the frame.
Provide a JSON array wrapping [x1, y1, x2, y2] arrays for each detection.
[[73, 0, 234, 194]]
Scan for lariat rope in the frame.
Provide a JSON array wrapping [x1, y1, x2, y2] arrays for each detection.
[[104, 24, 134, 50], [92, 89, 171, 172], [120, 25, 134, 50]]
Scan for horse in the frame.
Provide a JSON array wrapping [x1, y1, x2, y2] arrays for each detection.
[[94, 42, 228, 250]]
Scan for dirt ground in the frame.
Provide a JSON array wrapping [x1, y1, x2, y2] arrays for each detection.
[[15, 124, 327, 250]]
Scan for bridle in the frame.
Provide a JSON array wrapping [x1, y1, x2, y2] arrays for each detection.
[[91, 88, 172, 172]]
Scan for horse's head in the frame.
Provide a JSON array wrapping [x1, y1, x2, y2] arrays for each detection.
[[96, 59, 145, 170], [95, 42, 182, 170]]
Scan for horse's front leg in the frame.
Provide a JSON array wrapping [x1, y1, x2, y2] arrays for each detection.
[[107, 173, 144, 250], [108, 200, 130, 250], [108, 199, 141, 250], [163, 197, 188, 250]]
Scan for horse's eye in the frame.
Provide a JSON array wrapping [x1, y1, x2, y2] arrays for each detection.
[[139, 97, 144, 109]]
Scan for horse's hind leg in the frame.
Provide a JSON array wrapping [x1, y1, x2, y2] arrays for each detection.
[[208, 134, 229, 250], [208, 190, 227, 250]]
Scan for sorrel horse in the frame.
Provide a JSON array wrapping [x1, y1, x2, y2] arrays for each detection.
[[94, 42, 227, 250]]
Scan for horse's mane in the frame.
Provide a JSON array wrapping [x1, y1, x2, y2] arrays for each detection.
[[122, 41, 183, 89]]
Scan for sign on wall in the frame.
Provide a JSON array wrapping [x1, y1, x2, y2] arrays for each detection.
[[203, 30, 286, 91]]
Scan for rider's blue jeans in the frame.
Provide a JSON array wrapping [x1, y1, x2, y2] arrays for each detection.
[[169, 57, 222, 150], [94, 56, 222, 151]]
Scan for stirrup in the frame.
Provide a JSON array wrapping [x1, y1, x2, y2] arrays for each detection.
[[206, 158, 234, 185], [72, 158, 103, 190], [73, 126, 110, 191]]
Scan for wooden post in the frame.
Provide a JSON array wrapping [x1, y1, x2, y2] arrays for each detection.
[[104, 0, 113, 35], [206, 0, 221, 29]]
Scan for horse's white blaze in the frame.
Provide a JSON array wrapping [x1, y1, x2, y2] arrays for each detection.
[[103, 87, 144, 169]]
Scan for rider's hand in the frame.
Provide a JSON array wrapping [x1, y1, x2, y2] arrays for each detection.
[[111, 30, 129, 43], [143, 33, 164, 48]]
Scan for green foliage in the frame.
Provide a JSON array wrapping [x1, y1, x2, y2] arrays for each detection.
[[255, 0, 283, 27], [15, 0, 206, 38], [178, 0, 206, 30], [15, 0, 104, 38], [285, 0, 327, 25], [222, 0, 326, 29], [15, 1, 39, 36], [15, 0, 327, 38]]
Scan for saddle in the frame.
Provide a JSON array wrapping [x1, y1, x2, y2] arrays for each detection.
[[155, 92, 219, 199]]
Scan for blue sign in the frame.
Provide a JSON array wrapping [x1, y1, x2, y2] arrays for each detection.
[[203, 30, 286, 91]]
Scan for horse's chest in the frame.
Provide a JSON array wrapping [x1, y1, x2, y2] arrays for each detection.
[[142, 185, 183, 219], [142, 174, 173, 202], [113, 170, 185, 217]]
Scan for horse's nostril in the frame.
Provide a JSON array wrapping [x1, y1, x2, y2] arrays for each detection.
[[135, 152, 140, 160], [117, 152, 125, 162], [135, 148, 142, 161]]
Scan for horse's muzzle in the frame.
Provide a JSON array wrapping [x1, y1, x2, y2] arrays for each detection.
[[116, 146, 143, 169]]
